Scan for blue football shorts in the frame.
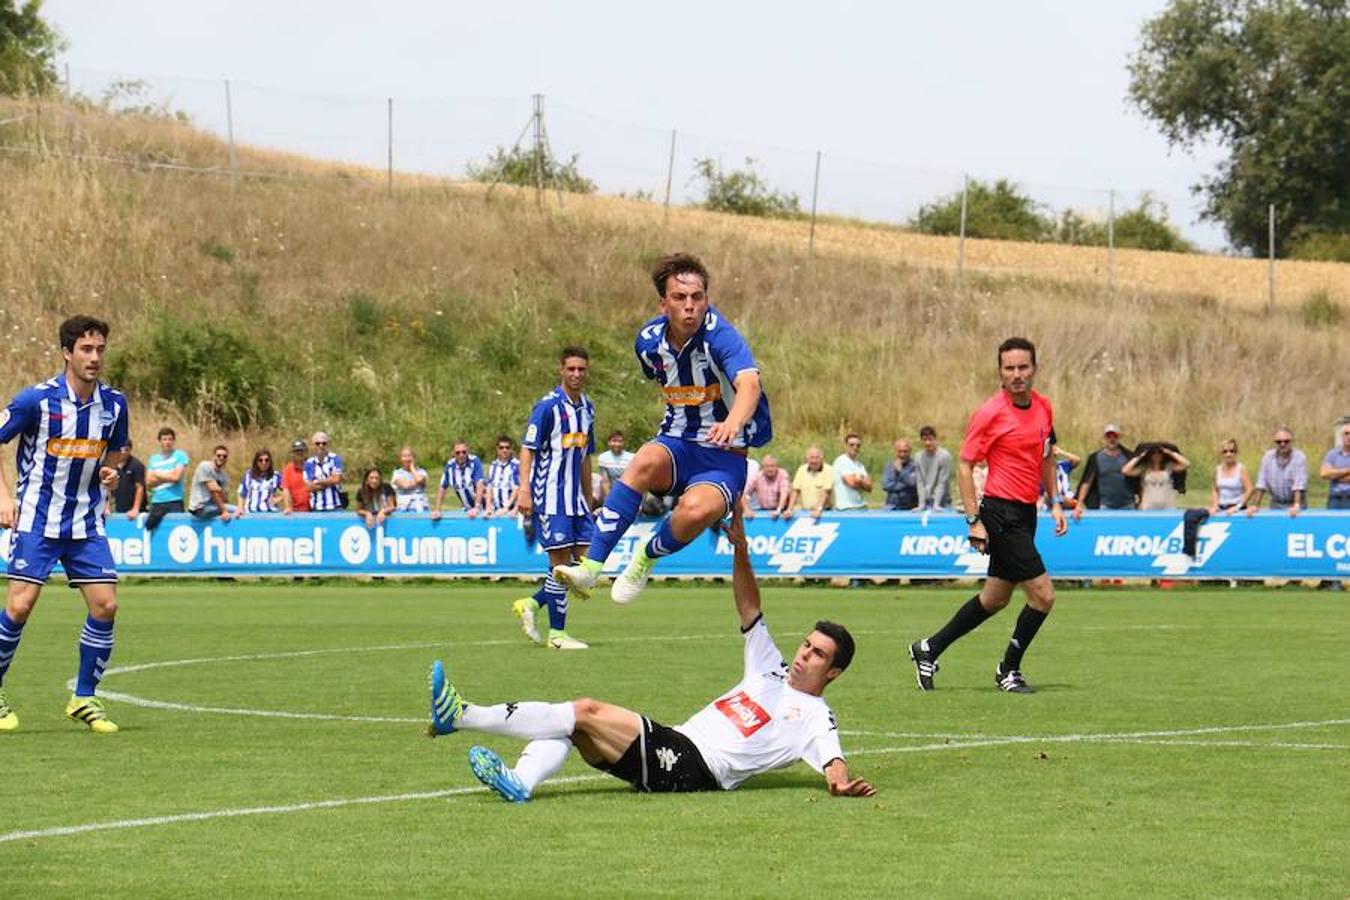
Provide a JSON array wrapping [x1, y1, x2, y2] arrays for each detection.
[[532, 511, 596, 552], [5, 530, 119, 587], [651, 435, 749, 515]]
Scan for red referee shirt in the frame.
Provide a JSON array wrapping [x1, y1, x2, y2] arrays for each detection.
[[959, 389, 1054, 505]]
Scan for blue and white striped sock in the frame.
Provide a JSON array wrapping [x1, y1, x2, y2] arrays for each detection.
[[0, 611, 24, 686], [75, 616, 115, 697], [541, 577, 569, 631], [644, 517, 691, 560]]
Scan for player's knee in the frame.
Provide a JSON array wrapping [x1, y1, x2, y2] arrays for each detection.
[[572, 697, 602, 723], [5, 595, 37, 621], [91, 597, 118, 619], [981, 591, 1012, 612], [678, 491, 724, 525]]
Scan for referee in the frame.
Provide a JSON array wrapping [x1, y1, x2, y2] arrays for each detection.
[[908, 337, 1068, 693]]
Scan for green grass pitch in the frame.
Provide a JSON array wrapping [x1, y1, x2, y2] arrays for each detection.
[[2, 580, 1346, 898]]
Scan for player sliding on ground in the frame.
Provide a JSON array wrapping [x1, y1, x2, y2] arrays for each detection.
[[554, 252, 772, 605], [426, 507, 874, 801]]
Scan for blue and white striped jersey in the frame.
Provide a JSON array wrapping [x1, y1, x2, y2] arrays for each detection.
[[487, 458, 520, 511], [439, 454, 485, 510], [238, 471, 281, 512], [304, 453, 345, 511], [635, 305, 772, 449], [522, 386, 595, 516], [0, 374, 129, 539]]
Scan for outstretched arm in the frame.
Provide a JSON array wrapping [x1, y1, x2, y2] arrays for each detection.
[[706, 370, 761, 447], [722, 505, 761, 630], [824, 759, 875, 797]]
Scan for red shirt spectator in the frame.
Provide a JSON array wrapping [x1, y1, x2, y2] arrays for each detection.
[[960, 389, 1054, 505], [282, 440, 312, 512]]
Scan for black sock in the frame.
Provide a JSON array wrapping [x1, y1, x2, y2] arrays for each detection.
[[926, 595, 994, 657], [1001, 606, 1049, 671]]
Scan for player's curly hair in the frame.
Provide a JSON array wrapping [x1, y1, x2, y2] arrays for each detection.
[[651, 252, 710, 297], [59, 315, 110, 351], [813, 620, 855, 671]]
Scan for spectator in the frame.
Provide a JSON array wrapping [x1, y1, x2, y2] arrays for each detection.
[[595, 430, 635, 506], [304, 431, 345, 512], [1042, 445, 1081, 510], [791, 446, 834, 520], [390, 446, 430, 513], [1321, 421, 1350, 510], [281, 440, 312, 513], [144, 426, 189, 531], [882, 439, 919, 510], [915, 425, 953, 510], [355, 468, 396, 528], [1073, 424, 1135, 519], [486, 435, 521, 517], [434, 440, 486, 519], [236, 448, 286, 516], [188, 445, 235, 521], [1248, 427, 1308, 517], [832, 433, 873, 511], [1122, 442, 1191, 510], [1209, 438, 1254, 515], [108, 440, 146, 521], [742, 454, 792, 519]]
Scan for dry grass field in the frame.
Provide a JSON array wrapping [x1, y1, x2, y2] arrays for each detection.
[[1, 96, 1346, 494]]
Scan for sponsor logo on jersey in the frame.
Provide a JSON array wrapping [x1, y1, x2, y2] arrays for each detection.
[[662, 384, 722, 406], [46, 437, 107, 459], [714, 690, 771, 737], [560, 431, 588, 449]]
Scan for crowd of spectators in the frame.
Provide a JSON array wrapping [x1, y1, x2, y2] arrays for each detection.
[[107, 419, 1350, 530]]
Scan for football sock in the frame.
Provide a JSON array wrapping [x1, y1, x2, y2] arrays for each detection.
[[75, 616, 115, 697], [512, 738, 573, 792], [926, 595, 994, 657], [458, 701, 576, 740], [585, 481, 642, 565], [536, 576, 569, 631], [1001, 605, 1048, 671], [0, 611, 25, 686], [644, 517, 690, 560]]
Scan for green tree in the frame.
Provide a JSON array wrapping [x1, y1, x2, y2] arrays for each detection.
[[693, 157, 801, 218], [1057, 195, 1195, 252], [0, 0, 63, 95], [467, 144, 596, 194], [912, 178, 1052, 242], [1128, 0, 1350, 255]]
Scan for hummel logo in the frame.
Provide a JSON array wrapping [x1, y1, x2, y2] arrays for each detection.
[[655, 746, 680, 772], [596, 509, 623, 533]]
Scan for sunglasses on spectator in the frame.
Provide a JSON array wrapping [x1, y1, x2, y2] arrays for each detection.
[[1275, 439, 1291, 445], [258, 456, 270, 462], [315, 441, 328, 446]]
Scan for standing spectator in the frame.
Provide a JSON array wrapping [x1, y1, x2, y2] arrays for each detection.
[[1248, 427, 1308, 517], [1209, 439, 1254, 514], [1073, 425, 1135, 519], [882, 439, 919, 510], [1123, 442, 1191, 510], [791, 447, 834, 520], [304, 431, 345, 512], [144, 426, 189, 531], [281, 440, 312, 513], [390, 446, 430, 513], [915, 425, 953, 510], [595, 430, 635, 506], [1321, 422, 1350, 510], [742, 454, 792, 519], [188, 445, 235, 521], [434, 441, 486, 519], [355, 468, 396, 528], [486, 436, 522, 517], [108, 441, 146, 521], [236, 448, 285, 516], [832, 433, 873, 511], [1042, 445, 1081, 510]]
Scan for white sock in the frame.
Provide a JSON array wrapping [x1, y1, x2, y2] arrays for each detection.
[[512, 738, 572, 792], [458, 701, 576, 740]]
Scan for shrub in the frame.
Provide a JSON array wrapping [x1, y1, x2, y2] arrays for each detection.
[[912, 178, 1052, 242], [1287, 228, 1350, 263], [1057, 195, 1194, 252], [693, 157, 801, 219], [467, 144, 596, 194], [1300, 290, 1343, 329]]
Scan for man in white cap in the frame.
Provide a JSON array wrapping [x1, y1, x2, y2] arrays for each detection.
[[1072, 424, 1135, 519], [304, 431, 345, 511]]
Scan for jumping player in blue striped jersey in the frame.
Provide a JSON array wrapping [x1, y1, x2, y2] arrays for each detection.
[[513, 348, 595, 651], [556, 253, 771, 605], [0, 316, 129, 734], [433, 441, 487, 519], [485, 436, 521, 517]]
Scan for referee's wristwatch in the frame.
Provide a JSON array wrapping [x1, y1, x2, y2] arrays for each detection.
[[964, 513, 980, 526]]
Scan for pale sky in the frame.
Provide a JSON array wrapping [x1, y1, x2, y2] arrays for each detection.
[[45, 0, 1231, 249]]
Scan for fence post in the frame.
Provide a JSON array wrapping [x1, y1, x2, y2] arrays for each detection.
[[808, 150, 822, 258], [957, 175, 969, 284], [64, 63, 70, 98], [1267, 203, 1275, 314], [663, 128, 676, 224], [224, 80, 238, 183], [386, 97, 393, 198], [1107, 189, 1116, 293]]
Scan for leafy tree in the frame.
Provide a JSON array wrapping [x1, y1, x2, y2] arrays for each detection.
[[0, 0, 64, 96], [1128, 0, 1349, 255], [912, 178, 1052, 242], [1056, 195, 1195, 253], [693, 157, 801, 218], [467, 144, 595, 194]]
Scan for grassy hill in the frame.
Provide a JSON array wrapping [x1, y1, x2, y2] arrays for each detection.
[[1, 96, 1346, 498]]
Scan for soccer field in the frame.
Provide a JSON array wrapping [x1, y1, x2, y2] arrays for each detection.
[[2, 580, 1346, 898]]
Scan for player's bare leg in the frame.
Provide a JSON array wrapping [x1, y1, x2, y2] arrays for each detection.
[[612, 483, 726, 604], [568, 698, 643, 766]]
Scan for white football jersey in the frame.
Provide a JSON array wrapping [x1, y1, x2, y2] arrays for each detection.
[[675, 617, 844, 790]]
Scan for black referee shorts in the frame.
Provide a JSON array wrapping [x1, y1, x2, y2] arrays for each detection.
[[594, 716, 719, 793], [979, 495, 1047, 583]]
